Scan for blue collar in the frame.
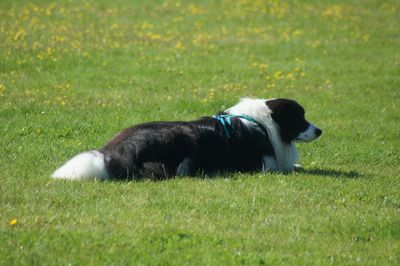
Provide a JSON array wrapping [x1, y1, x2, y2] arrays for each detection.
[[212, 114, 269, 138]]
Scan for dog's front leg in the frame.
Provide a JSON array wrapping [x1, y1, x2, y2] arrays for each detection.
[[176, 158, 193, 176], [261, 155, 278, 172]]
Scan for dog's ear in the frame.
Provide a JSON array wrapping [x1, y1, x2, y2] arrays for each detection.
[[265, 99, 282, 113], [265, 99, 276, 110], [266, 99, 304, 116], [265, 99, 283, 118]]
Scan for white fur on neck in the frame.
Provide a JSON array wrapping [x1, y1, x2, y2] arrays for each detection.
[[226, 98, 298, 172]]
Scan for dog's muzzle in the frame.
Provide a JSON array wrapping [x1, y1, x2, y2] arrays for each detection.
[[295, 123, 322, 142]]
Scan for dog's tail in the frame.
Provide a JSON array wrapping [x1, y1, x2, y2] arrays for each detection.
[[51, 151, 109, 180]]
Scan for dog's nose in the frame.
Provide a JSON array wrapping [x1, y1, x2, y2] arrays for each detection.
[[315, 128, 322, 137]]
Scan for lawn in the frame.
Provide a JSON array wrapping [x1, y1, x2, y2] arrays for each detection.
[[1, 0, 399, 265]]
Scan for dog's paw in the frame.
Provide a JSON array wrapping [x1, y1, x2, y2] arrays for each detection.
[[294, 164, 303, 171]]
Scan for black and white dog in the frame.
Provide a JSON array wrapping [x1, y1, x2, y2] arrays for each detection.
[[52, 98, 322, 180]]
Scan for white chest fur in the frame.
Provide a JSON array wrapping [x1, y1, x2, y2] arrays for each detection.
[[226, 98, 298, 172]]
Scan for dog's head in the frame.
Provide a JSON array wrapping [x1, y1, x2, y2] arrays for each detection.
[[266, 98, 322, 143]]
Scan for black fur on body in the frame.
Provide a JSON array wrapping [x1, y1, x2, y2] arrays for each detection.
[[100, 115, 274, 180]]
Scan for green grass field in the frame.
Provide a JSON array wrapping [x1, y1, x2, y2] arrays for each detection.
[[1, 0, 399, 264]]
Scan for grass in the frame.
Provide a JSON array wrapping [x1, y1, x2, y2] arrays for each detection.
[[1, 0, 399, 265]]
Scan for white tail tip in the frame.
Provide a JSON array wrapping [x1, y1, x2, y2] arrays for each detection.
[[52, 151, 109, 180]]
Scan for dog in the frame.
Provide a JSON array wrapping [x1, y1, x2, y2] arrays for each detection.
[[52, 98, 322, 180]]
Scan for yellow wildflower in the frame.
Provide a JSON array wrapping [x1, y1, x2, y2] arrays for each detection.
[[10, 218, 17, 226], [14, 28, 27, 41], [175, 41, 186, 51], [258, 63, 268, 70], [274, 71, 283, 80], [286, 73, 295, 81], [0, 84, 6, 96]]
